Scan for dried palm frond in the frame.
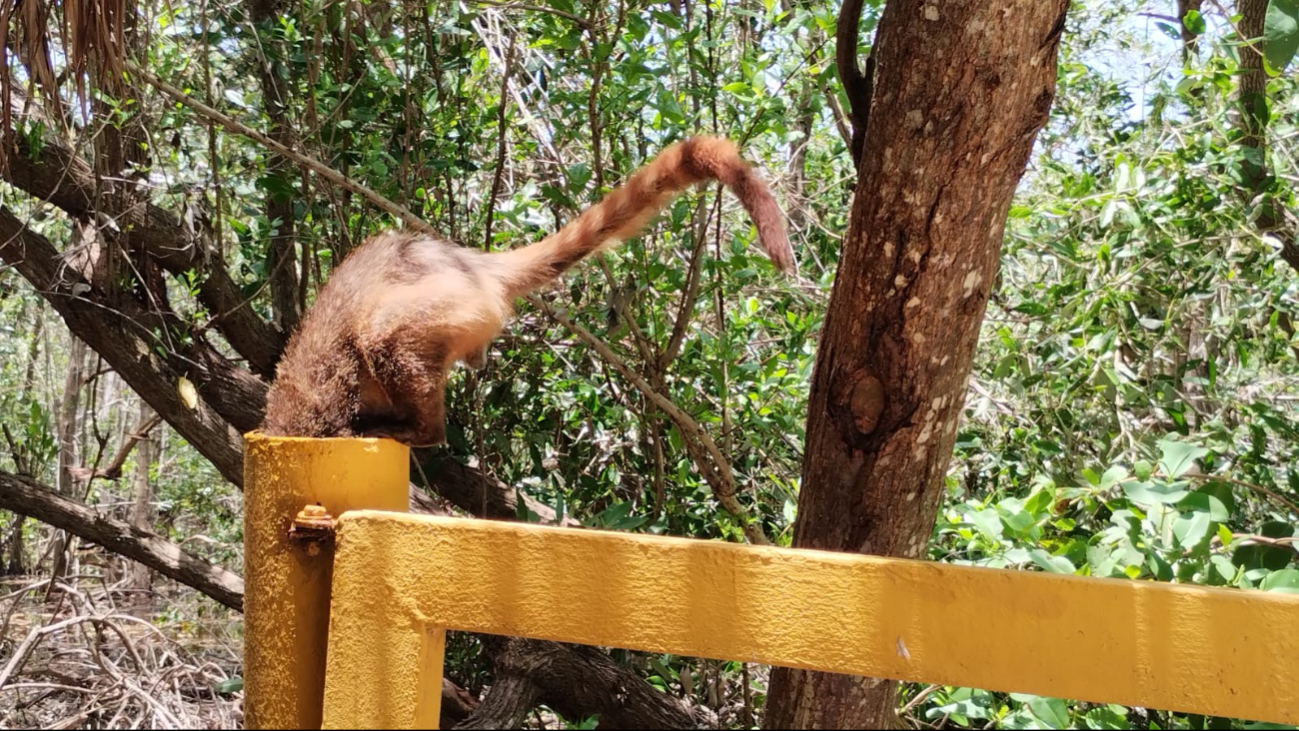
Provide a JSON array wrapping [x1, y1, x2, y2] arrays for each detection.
[[63, 0, 129, 99], [20, 0, 62, 117], [0, 0, 68, 167]]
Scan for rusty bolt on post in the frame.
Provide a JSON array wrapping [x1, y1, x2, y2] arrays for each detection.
[[288, 503, 336, 556]]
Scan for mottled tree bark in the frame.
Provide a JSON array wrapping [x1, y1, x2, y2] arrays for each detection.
[[762, 1, 1067, 727], [1238, 0, 1271, 195]]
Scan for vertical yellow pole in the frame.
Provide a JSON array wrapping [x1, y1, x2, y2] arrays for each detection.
[[321, 513, 448, 729], [243, 433, 409, 730]]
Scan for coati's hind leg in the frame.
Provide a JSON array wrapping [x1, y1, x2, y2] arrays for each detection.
[[360, 332, 450, 447], [463, 345, 489, 370]]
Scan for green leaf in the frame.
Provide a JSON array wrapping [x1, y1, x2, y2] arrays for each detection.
[[969, 509, 1003, 541], [515, 492, 541, 523], [568, 162, 592, 193], [722, 81, 751, 96], [1260, 569, 1299, 593], [1082, 705, 1130, 730], [1211, 555, 1238, 583], [1003, 509, 1036, 534], [647, 656, 676, 681], [214, 676, 243, 694], [1234, 544, 1294, 571], [1264, 0, 1299, 71], [1024, 488, 1053, 516], [1133, 459, 1153, 481], [1176, 486, 1232, 522], [1183, 9, 1207, 36], [1122, 480, 1190, 505], [649, 9, 682, 29], [1173, 510, 1212, 550], [1217, 524, 1234, 547], [1158, 438, 1207, 478], [1027, 696, 1070, 728], [1030, 549, 1075, 574]]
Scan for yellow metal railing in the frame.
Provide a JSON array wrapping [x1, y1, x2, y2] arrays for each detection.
[[243, 435, 1299, 730]]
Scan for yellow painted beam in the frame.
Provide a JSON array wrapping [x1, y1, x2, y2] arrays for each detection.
[[243, 434, 409, 730], [322, 512, 1299, 729]]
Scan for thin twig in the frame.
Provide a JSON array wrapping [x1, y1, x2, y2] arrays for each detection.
[[483, 35, 517, 251], [526, 294, 769, 545], [1176, 472, 1299, 516], [126, 62, 434, 236], [473, 0, 591, 29]]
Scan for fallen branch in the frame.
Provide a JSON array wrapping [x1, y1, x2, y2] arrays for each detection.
[[0, 470, 244, 611], [464, 637, 701, 729]]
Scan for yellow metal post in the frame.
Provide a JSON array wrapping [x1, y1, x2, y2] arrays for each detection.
[[243, 434, 409, 730], [322, 512, 1299, 729]]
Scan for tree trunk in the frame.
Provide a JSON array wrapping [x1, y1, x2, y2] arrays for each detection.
[[49, 336, 87, 582], [4, 306, 44, 576], [55, 338, 87, 498], [249, 0, 303, 335], [127, 402, 158, 596], [762, 1, 1067, 728], [1238, 0, 1271, 196], [1235, 0, 1299, 271]]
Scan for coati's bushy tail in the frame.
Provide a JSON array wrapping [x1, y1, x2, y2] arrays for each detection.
[[490, 136, 795, 297]]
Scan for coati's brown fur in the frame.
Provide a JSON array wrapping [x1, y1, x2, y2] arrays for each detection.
[[260, 136, 795, 446]]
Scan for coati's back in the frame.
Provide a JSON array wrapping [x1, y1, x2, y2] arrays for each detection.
[[261, 135, 794, 443], [261, 232, 451, 437]]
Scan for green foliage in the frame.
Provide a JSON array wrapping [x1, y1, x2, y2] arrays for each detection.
[[1265, 0, 1299, 71]]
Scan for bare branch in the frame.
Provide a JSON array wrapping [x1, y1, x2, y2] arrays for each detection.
[[836, 0, 875, 168], [68, 412, 163, 483], [0, 206, 247, 485], [0, 469, 244, 610], [0, 127, 285, 376]]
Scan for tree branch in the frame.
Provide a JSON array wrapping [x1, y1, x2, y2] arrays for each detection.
[[836, 0, 875, 169], [127, 63, 433, 236], [464, 637, 700, 729], [68, 412, 162, 482], [0, 126, 285, 377], [0, 469, 244, 610], [0, 207, 248, 486], [413, 450, 578, 527]]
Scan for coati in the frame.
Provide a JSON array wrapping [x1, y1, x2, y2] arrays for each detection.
[[260, 136, 795, 446]]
